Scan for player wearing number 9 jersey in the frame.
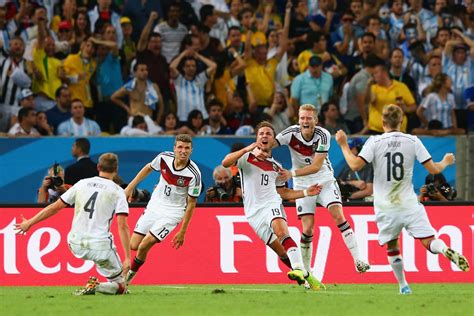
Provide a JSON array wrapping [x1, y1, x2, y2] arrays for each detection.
[[124, 134, 202, 286], [336, 104, 470, 295], [15, 153, 131, 296], [222, 121, 325, 291]]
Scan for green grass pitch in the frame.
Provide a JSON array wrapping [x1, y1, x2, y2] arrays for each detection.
[[1, 283, 473, 316]]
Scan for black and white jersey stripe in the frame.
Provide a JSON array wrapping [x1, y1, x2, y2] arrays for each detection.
[[0, 57, 25, 106]]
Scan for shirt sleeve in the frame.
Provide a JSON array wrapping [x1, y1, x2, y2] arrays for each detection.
[[187, 165, 203, 198], [315, 128, 331, 153], [358, 136, 375, 163], [149, 153, 163, 171], [275, 126, 293, 146], [236, 152, 250, 170], [60, 182, 78, 205], [420, 93, 434, 110], [414, 136, 432, 164], [401, 83, 415, 105], [115, 190, 129, 215]]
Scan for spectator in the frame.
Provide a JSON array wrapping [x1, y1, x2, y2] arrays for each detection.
[[120, 114, 163, 136], [205, 165, 242, 202], [267, 27, 290, 90], [57, 98, 101, 136], [111, 62, 164, 124], [345, 54, 384, 134], [225, 89, 254, 133], [64, 137, 98, 186], [332, 11, 359, 60], [201, 99, 233, 135], [32, 17, 66, 112], [291, 55, 333, 113], [0, 36, 27, 133], [311, 0, 340, 34], [365, 14, 389, 60], [351, 32, 376, 74], [46, 86, 72, 134], [9, 88, 35, 127], [154, 2, 187, 63], [94, 26, 126, 134], [288, 0, 311, 56], [8, 107, 40, 137], [37, 163, 70, 204], [431, 27, 451, 56], [264, 91, 293, 134], [159, 111, 194, 135], [35, 111, 54, 136], [55, 20, 74, 60], [320, 101, 350, 135], [63, 37, 96, 117], [170, 50, 217, 123], [186, 109, 205, 135], [337, 137, 373, 201], [123, 0, 163, 42], [389, 48, 417, 99], [418, 173, 456, 202], [195, 23, 224, 62], [368, 63, 416, 134], [414, 73, 465, 135], [72, 9, 91, 53], [120, 17, 136, 79], [418, 55, 442, 97], [50, 0, 77, 33], [136, 12, 170, 109], [88, 0, 123, 47], [200, 4, 228, 46]]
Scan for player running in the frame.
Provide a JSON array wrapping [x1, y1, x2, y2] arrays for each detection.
[[124, 134, 202, 286], [336, 104, 470, 294], [15, 153, 131, 295], [277, 104, 370, 274], [222, 121, 325, 290]]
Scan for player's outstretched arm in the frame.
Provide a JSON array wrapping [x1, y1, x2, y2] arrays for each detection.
[[278, 153, 326, 182], [336, 130, 366, 171], [172, 196, 197, 249], [117, 214, 131, 275], [14, 199, 67, 234], [222, 142, 258, 167], [277, 184, 322, 200], [124, 164, 153, 202], [423, 153, 455, 174]]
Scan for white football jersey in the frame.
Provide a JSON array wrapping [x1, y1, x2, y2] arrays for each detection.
[[276, 125, 335, 185], [147, 152, 202, 212], [358, 132, 431, 212], [237, 152, 286, 216], [61, 176, 129, 240]]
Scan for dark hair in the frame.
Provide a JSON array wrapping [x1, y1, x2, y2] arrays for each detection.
[[308, 31, 325, 45], [196, 23, 210, 34], [228, 25, 241, 34], [132, 115, 146, 128], [319, 101, 340, 124], [160, 111, 178, 130], [133, 62, 147, 72], [18, 107, 35, 123], [390, 47, 404, 58], [237, 8, 253, 21], [55, 85, 69, 98], [364, 54, 385, 68], [255, 121, 276, 137], [71, 98, 84, 106], [207, 98, 224, 110], [180, 34, 199, 52], [360, 32, 376, 41], [74, 10, 91, 37], [187, 109, 204, 132], [75, 138, 91, 154], [200, 4, 215, 22], [149, 32, 162, 40]]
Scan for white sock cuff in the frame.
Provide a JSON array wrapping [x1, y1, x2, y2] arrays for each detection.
[[429, 239, 447, 254]]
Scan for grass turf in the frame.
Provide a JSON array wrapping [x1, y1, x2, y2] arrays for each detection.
[[1, 283, 473, 316]]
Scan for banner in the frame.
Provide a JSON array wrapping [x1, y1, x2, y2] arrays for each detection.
[[1, 205, 472, 286]]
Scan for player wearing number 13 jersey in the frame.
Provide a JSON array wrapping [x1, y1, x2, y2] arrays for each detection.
[[336, 104, 469, 295], [222, 121, 325, 291], [276, 104, 370, 275], [15, 153, 131, 295], [124, 134, 202, 286]]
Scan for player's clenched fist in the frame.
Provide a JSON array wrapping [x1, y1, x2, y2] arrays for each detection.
[[335, 130, 348, 145], [306, 184, 323, 196]]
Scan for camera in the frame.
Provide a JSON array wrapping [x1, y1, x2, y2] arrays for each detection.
[[131, 188, 151, 202], [48, 162, 63, 189], [338, 182, 358, 201], [426, 183, 437, 195], [215, 185, 229, 200]]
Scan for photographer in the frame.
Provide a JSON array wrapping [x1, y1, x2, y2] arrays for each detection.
[[418, 173, 456, 202], [114, 175, 151, 203], [205, 166, 242, 203], [37, 163, 71, 203], [337, 138, 373, 201]]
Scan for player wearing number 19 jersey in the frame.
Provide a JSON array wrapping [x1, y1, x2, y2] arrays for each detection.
[[124, 134, 202, 286], [222, 121, 325, 290], [15, 153, 131, 295], [276, 104, 370, 275], [336, 104, 469, 294]]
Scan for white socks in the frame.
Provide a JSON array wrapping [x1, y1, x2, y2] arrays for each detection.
[[300, 233, 313, 273], [338, 222, 361, 261], [387, 249, 408, 289], [429, 239, 448, 254]]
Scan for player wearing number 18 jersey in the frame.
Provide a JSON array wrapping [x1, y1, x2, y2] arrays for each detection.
[[124, 134, 202, 286], [336, 104, 469, 294], [276, 104, 370, 275], [222, 121, 325, 290], [15, 153, 131, 295]]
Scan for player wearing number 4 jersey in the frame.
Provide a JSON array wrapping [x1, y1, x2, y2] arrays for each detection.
[[277, 104, 370, 275], [15, 153, 131, 296], [222, 121, 325, 291], [124, 134, 202, 286], [336, 104, 470, 295]]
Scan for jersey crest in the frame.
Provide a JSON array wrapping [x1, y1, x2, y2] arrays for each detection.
[[160, 159, 192, 187]]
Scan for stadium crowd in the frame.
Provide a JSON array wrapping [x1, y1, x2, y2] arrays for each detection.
[[0, 0, 473, 137]]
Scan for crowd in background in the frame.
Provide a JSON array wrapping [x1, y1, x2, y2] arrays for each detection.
[[0, 0, 473, 138]]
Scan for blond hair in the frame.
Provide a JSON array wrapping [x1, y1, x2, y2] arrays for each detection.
[[175, 134, 193, 146], [382, 104, 403, 129], [255, 121, 276, 136], [299, 103, 318, 118], [98, 153, 118, 173]]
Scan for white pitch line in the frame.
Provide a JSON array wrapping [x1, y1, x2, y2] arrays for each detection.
[[158, 285, 352, 295]]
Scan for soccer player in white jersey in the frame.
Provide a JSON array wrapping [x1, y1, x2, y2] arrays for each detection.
[[124, 134, 202, 285], [15, 153, 131, 295], [277, 104, 370, 274], [222, 121, 325, 290], [336, 104, 470, 294]]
